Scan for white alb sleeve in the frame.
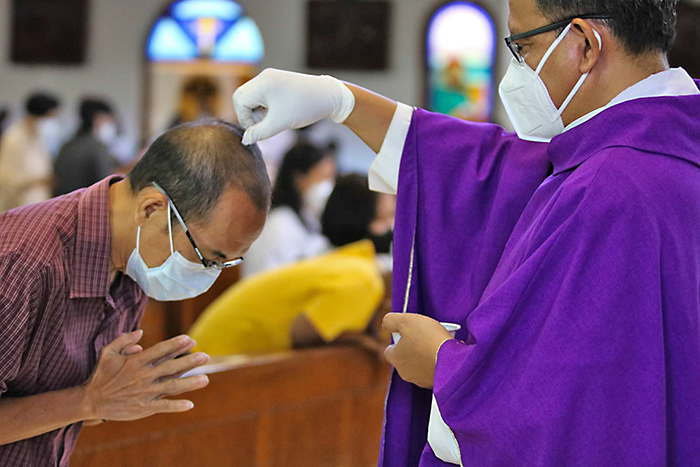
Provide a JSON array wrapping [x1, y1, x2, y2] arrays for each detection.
[[368, 103, 414, 194]]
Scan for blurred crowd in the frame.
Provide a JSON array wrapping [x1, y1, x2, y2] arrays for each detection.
[[0, 92, 122, 212]]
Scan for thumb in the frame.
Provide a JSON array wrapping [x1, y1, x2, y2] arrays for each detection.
[[106, 330, 143, 355], [382, 313, 406, 333]]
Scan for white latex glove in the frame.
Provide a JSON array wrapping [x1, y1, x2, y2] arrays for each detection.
[[233, 68, 356, 146]]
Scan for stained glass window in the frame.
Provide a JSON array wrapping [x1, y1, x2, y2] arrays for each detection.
[[147, 0, 264, 63], [425, 2, 496, 121]]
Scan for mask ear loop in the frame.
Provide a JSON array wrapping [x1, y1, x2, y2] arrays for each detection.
[[167, 203, 174, 254], [535, 23, 573, 75], [553, 29, 602, 120]]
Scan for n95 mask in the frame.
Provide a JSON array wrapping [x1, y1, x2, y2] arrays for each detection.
[[499, 24, 602, 142], [125, 204, 220, 301]]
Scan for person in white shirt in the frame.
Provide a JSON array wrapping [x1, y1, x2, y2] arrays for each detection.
[[242, 142, 336, 277], [0, 93, 61, 213]]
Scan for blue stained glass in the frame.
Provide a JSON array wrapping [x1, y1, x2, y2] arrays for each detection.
[[147, 0, 263, 63], [172, 0, 242, 21], [212, 17, 264, 62], [147, 18, 198, 60]]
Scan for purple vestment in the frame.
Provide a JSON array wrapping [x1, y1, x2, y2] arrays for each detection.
[[380, 82, 700, 466]]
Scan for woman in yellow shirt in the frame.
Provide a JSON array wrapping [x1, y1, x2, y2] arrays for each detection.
[[189, 174, 395, 356]]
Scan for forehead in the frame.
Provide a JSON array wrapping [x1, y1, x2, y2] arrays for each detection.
[[508, 0, 547, 35], [192, 188, 267, 258]]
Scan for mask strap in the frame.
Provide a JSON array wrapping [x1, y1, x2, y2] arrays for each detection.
[[136, 226, 141, 252], [553, 29, 602, 120], [535, 23, 572, 75], [167, 203, 174, 254]]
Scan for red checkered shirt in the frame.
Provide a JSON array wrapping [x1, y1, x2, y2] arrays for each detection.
[[0, 176, 146, 466]]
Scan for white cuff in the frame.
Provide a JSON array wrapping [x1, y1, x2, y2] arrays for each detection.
[[368, 103, 414, 194]]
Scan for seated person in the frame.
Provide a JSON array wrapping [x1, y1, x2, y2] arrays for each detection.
[[189, 174, 396, 356]]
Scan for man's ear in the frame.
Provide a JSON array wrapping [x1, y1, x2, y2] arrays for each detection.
[[571, 18, 602, 74], [133, 187, 168, 227]]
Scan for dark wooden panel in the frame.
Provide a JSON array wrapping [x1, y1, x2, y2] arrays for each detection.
[[307, 1, 391, 70], [11, 0, 88, 64]]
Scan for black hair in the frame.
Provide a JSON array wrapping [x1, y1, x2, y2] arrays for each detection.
[[127, 119, 271, 226], [78, 98, 113, 135], [321, 173, 377, 248], [535, 0, 678, 55], [25, 92, 60, 117], [271, 143, 329, 220]]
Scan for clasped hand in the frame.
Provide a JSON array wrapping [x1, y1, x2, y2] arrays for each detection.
[[83, 330, 210, 422], [383, 313, 453, 389]]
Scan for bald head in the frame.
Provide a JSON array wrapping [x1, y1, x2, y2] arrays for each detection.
[[128, 120, 271, 226]]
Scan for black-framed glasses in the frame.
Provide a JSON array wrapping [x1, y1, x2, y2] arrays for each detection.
[[504, 14, 610, 63], [152, 182, 244, 269]]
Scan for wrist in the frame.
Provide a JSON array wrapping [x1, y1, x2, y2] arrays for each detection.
[[78, 383, 99, 422], [323, 76, 356, 124]]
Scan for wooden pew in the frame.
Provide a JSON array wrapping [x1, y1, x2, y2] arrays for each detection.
[[71, 346, 392, 467]]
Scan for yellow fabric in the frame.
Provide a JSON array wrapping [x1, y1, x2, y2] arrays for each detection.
[[189, 240, 384, 356]]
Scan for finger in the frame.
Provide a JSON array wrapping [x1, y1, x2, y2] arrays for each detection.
[[151, 352, 210, 380], [134, 335, 194, 366], [154, 374, 210, 397], [105, 330, 143, 356], [233, 87, 266, 129], [382, 313, 406, 333], [384, 344, 397, 366], [149, 342, 196, 368], [157, 369, 190, 382], [241, 115, 280, 146], [150, 399, 195, 414], [121, 345, 143, 356]]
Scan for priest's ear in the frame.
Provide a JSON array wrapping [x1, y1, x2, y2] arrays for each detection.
[[571, 18, 602, 74]]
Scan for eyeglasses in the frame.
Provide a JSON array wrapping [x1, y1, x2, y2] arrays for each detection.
[[504, 14, 610, 63], [152, 182, 244, 269]]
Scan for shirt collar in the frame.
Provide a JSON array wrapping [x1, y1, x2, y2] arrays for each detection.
[[565, 68, 700, 132], [547, 70, 700, 176], [70, 175, 122, 298]]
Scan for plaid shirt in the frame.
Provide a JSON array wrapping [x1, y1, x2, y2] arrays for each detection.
[[0, 176, 146, 466]]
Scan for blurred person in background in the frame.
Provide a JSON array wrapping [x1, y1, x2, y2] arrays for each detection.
[[0, 107, 9, 139], [0, 93, 61, 213], [53, 98, 119, 196], [189, 173, 396, 357], [169, 76, 221, 128], [242, 142, 336, 277]]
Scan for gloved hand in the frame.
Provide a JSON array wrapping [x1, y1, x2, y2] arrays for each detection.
[[233, 68, 356, 145]]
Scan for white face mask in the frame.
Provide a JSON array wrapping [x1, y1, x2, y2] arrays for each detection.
[[499, 24, 602, 142], [37, 117, 62, 153], [96, 121, 118, 145], [125, 204, 221, 301], [302, 179, 334, 221]]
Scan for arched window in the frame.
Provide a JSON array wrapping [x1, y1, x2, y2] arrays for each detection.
[[425, 1, 496, 121], [147, 0, 264, 63]]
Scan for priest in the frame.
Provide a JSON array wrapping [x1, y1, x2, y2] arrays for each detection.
[[232, 0, 700, 464]]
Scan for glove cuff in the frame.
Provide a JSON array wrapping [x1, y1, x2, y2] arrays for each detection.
[[325, 76, 356, 124]]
